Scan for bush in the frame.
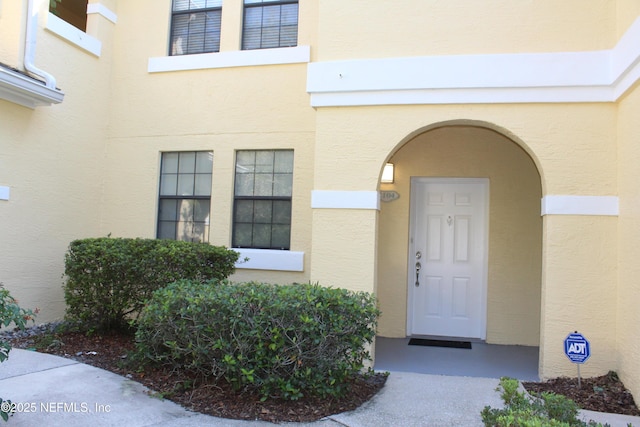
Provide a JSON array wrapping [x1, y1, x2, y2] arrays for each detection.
[[135, 280, 380, 400], [63, 238, 239, 331], [481, 377, 612, 427], [1, 283, 37, 422]]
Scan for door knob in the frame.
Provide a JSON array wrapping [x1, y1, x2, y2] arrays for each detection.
[[415, 261, 421, 287]]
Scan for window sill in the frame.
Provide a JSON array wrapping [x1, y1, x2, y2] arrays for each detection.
[[233, 248, 304, 272], [148, 45, 310, 73], [0, 186, 9, 201], [46, 13, 102, 57], [0, 65, 64, 108]]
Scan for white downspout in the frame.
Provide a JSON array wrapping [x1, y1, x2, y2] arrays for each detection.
[[25, 0, 57, 89]]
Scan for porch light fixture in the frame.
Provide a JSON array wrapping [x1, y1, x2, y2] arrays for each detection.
[[381, 163, 394, 183]]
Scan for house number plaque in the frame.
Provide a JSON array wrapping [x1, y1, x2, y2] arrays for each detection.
[[380, 191, 400, 203]]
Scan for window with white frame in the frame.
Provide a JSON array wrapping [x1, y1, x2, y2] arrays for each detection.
[[242, 0, 298, 50], [157, 151, 213, 242], [170, 0, 222, 56], [50, 0, 88, 31], [233, 150, 293, 249]]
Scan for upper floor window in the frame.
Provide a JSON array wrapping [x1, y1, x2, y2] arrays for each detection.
[[170, 0, 222, 56], [157, 151, 213, 242], [50, 0, 88, 32], [233, 150, 293, 250], [242, 0, 298, 50]]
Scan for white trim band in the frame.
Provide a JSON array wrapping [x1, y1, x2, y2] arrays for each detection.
[[149, 45, 310, 73], [307, 17, 640, 106], [87, 3, 118, 24], [234, 249, 304, 272], [541, 195, 619, 216], [311, 190, 380, 210]]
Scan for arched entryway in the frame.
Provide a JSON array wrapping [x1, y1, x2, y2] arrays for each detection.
[[374, 121, 543, 380]]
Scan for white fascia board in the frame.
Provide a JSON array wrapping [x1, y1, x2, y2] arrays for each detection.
[[149, 45, 310, 73], [234, 248, 304, 271], [311, 190, 380, 210], [87, 3, 118, 24], [46, 13, 102, 57], [0, 66, 64, 108], [541, 195, 619, 216], [307, 17, 640, 106]]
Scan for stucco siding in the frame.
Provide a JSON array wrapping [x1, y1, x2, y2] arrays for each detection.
[[0, 1, 114, 323], [616, 81, 640, 400], [616, 0, 640, 38], [317, 0, 616, 61], [540, 216, 618, 379], [0, 1, 23, 66], [310, 209, 378, 294], [314, 104, 617, 196]]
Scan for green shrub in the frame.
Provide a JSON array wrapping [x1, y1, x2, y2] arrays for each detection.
[[63, 238, 239, 331], [135, 280, 380, 400], [481, 377, 612, 427], [1, 284, 37, 422]]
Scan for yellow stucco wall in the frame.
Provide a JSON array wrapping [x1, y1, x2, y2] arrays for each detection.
[[377, 126, 542, 346], [0, 1, 23, 65], [539, 216, 619, 379], [313, 104, 617, 195], [310, 209, 378, 293], [616, 0, 640, 38], [0, 1, 114, 323], [316, 0, 616, 60], [616, 82, 640, 400]]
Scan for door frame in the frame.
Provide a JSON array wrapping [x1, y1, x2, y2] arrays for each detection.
[[406, 177, 490, 339]]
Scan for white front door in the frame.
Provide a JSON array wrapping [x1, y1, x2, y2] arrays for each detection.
[[407, 178, 488, 339]]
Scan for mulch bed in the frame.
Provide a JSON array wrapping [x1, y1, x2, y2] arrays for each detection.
[[523, 371, 640, 416], [7, 329, 387, 423], [7, 326, 640, 420]]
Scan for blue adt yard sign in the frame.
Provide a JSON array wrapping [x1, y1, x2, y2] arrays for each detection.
[[564, 332, 591, 364]]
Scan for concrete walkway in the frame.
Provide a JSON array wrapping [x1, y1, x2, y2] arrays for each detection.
[[0, 349, 638, 426]]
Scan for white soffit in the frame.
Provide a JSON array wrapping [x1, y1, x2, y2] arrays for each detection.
[[541, 195, 619, 216], [308, 17, 640, 106]]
